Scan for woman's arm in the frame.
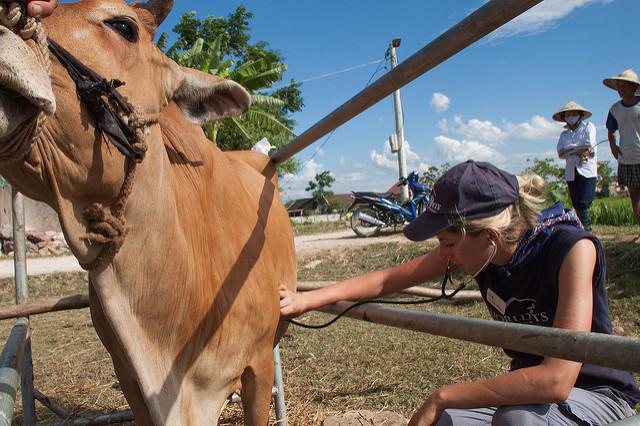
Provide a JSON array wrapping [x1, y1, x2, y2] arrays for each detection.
[[280, 247, 448, 317], [409, 239, 596, 426], [27, 0, 58, 18]]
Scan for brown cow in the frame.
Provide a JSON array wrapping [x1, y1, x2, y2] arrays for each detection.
[[0, 0, 296, 424]]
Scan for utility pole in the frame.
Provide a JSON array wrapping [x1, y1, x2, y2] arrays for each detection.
[[389, 38, 409, 202]]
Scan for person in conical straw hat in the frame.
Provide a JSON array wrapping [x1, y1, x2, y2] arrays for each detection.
[[604, 68, 640, 243], [553, 101, 597, 231]]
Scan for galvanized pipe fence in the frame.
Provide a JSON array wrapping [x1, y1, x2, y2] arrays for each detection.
[[317, 302, 640, 373]]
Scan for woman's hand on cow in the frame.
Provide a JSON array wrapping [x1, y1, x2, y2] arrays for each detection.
[[279, 284, 308, 318], [27, 0, 58, 18]]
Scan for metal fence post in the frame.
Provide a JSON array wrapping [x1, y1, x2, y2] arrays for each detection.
[[272, 345, 287, 425], [0, 318, 29, 426], [11, 188, 35, 425]]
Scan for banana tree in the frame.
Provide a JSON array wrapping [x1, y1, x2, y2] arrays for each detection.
[[170, 36, 296, 150]]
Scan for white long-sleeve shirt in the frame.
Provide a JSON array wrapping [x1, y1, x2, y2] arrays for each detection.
[[556, 120, 597, 181]]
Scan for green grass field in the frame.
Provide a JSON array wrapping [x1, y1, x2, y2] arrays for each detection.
[[0, 225, 637, 424]]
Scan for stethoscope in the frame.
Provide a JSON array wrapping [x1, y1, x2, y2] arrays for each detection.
[[288, 240, 498, 329], [439, 239, 497, 297]]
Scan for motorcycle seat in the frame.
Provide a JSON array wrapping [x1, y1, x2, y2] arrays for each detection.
[[352, 191, 395, 199]]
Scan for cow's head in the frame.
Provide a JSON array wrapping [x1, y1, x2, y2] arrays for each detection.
[[0, 0, 250, 262]]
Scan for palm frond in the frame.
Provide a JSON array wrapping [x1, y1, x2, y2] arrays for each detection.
[[239, 65, 288, 91], [237, 109, 296, 136], [227, 117, 253, 142], [251, 94, 285, 108]]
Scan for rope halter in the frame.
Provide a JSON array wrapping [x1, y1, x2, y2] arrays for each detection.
[[0, 1, 158, 269]]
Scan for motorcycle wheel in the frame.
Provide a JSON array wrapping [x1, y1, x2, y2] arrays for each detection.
[[416, 199, 426, 217], [351, 206, 383, 237]]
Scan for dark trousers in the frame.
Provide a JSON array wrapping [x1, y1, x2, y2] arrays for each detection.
[[567, 170, 596, 231]]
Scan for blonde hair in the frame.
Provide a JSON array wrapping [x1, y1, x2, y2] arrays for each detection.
[[451, 174, 545, 244]]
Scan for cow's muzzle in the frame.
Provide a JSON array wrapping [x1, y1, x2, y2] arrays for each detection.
[[0, 25, 55, 144]]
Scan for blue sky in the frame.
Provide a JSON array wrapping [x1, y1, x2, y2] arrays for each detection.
[[157, 0, 639, 201]]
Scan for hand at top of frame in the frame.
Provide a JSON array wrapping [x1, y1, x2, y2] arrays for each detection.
[[26, 0, 58, 18]]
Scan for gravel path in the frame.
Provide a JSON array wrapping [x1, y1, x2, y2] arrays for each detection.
[[0, 230, 411, 278], [0, 255, 82, 278], [294, 229, 410, 256]]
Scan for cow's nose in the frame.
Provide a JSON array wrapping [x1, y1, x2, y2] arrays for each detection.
[[0, 25, 56, 115]]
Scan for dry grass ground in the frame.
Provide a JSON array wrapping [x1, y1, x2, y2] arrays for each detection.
[[0, 225, 637, 424]]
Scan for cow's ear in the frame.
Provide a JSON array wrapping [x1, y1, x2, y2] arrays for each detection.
[[167, 66, 251, 125]]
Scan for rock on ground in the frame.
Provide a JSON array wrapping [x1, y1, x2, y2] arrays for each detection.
[[322, 410, 408, 426]]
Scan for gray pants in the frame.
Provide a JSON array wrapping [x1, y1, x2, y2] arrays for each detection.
[[434, 387, 636, 425]]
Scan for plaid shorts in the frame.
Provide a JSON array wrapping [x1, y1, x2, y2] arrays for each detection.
[[618, 163, 640, 188]]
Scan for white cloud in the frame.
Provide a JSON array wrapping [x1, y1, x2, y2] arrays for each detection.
[[338, 172, 368, 183], [430, 92, 451, 112], [336, 155, 346, 166], [451, 115, 506, 144], [370, 139, 425, 171], [441, 115, 562, 144], [437, 118, 450, 133], [370, 147, 397, 170], [435, 135, 505, 163], [280, 159, 322, 200], [503, 115, 563, 140], [488, 0, 607, 41]]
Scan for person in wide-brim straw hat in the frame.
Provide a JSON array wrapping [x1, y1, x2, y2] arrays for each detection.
[[604, 68, 640, 243], [603, 68, 640, 95], [553, 101, 597, 231], [552, 100, 592, 122]]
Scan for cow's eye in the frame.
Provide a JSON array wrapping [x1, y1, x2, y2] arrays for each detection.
[[106, 18, 139, 43]]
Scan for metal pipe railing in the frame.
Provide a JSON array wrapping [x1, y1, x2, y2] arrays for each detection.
[[11, 187, 36, 425], [297, 281, 482, 301], [272, 344, 288, 425], [0, 294, 90, 320], [0, 318, 29, 426], [318, 302, 640, 373], [271, 0, 544, 165]]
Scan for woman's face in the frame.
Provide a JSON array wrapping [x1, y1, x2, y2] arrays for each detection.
[[436, 229, 496, 275]]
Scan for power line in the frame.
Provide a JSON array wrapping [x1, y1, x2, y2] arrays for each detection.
[[267, 59, 384, 91], [281, 51, 389, 192]]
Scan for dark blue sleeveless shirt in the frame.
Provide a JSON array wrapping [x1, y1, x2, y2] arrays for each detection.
[[476, 202, 640, 407]]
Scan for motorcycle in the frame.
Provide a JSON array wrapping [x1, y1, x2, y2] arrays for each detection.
[[348, 171, 431, 237]]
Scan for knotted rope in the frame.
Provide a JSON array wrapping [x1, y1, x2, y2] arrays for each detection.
[[79, 110, 156, 271], [0, 2, 157, 270]]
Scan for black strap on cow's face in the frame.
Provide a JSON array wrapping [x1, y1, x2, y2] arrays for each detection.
[[47, 38, 145, 160]]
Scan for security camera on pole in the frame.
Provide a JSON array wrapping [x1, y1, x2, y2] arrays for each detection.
[[388, 38, 409, 202]]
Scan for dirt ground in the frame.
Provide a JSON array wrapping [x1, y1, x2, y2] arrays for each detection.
[[294, 229, 411, 256]]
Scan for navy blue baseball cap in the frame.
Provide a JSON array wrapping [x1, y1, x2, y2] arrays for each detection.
[[404, 160, 519, 241]]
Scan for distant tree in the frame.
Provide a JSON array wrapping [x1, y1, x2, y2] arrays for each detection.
[[523, 157, 568, 205], [422, 162, 451, 187], [306, 171, 335, 214], [597, 160, 614, 198], [159, 7, 304, 175]]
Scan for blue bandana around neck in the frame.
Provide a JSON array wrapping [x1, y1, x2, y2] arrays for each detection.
[[507, 202, 583, 271]]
